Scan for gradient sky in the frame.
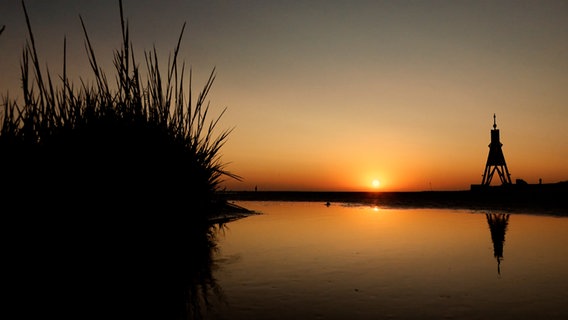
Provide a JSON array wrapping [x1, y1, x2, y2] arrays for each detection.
[[1, 0, 567, 191]]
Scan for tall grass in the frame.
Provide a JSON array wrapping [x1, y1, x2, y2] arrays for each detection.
[[2, 2, 242, 319], [1, 0, 241, 217]]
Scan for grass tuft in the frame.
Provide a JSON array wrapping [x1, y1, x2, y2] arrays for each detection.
[[1, 0, 241, 218], [2, 1, 245, 318]]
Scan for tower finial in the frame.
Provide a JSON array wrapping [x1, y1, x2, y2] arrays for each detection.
[[493, 113, 497, 130]]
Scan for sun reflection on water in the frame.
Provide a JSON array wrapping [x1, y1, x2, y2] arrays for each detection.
[[210, 201, 568, 319]]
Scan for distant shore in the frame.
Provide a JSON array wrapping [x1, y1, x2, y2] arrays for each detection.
[[220, 186, 568, 216]]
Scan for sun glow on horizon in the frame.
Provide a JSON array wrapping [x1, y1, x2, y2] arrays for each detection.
[[372, 179, 381, 189]]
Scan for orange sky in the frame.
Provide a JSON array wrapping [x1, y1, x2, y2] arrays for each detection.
[[1, 1, 567, 191]]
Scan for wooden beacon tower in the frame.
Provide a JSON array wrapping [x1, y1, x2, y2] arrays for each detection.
[[481, 114, 512, 186]]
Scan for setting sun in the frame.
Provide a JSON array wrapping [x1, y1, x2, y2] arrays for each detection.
[[372, 179, 381, 188]]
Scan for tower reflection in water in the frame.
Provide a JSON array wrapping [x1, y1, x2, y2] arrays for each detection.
[[485, 213, 510, 276]]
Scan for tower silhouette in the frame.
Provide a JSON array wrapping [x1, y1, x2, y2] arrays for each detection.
[[481, 114, 512, 186]]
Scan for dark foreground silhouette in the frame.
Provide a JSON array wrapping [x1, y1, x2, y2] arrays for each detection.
[[1, 1, 249, 319], [6, 213, 228, 320]]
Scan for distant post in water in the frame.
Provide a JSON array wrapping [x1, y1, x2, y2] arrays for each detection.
[[481, 114, 512, 186]]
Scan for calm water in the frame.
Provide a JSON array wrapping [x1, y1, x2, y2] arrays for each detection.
[[204, 201, 568, 319]]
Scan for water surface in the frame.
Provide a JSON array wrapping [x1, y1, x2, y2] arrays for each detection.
[[206, 201, 568, 319]]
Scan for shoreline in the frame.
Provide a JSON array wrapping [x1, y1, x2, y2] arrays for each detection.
[[209, 201, 262, 224], [220, 188, 568, 216]]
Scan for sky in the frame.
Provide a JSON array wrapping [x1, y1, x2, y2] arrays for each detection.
[[1, 0, 567, 192]]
